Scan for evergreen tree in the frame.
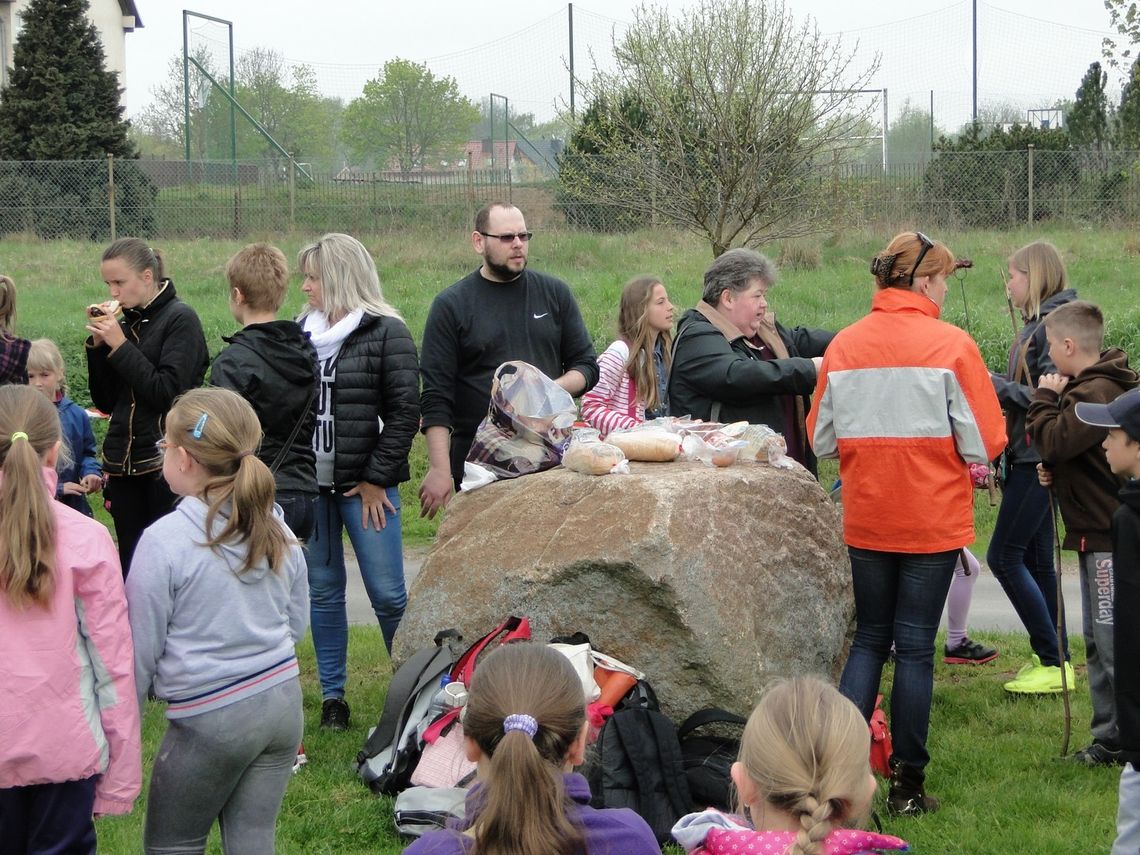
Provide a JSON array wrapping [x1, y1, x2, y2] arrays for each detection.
[[1119, 58, 1140, 149], [0, 0, 153, 238], [1068, 61, 1109, 150], [0, 0, 136, 158]]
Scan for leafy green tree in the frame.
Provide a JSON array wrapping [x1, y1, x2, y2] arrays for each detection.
[[0, 0, 154, 238], [1104, 0, 1140, 69], [1069, 61, 1110, 149], [342, 59, 478, 170], [557, 0, 879, 256]]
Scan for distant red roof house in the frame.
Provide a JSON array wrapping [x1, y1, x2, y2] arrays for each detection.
[[463, 140, 519, 170]]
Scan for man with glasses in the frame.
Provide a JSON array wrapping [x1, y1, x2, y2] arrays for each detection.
[[418, 202, 598, 516]]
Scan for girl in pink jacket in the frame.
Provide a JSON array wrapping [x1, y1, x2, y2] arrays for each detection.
[[0, 385, 141, 851]]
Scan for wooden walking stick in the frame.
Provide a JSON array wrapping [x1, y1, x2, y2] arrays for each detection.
[[1050, 486, 1073, 757]]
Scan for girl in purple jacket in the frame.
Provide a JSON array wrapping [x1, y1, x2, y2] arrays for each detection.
[[405, 643, 659, 855]]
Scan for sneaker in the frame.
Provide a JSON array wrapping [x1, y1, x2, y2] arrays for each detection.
[[321, 697, 350, 731], [292, 743, 308, 774], [1015, 654, 1042, 679], [1069, 742, 1124, 766], [944, 637, 999, 665], [1003, 661, 1076, 694]]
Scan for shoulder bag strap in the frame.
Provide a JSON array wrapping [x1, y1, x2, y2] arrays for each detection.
[[270, 386, 317, 475]]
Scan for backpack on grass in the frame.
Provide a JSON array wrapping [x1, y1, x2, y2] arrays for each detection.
[[584, 680, 692, 846], [356, 628, 465, 795], [676, 707, 746, 812], [357, 616, 532, 797]]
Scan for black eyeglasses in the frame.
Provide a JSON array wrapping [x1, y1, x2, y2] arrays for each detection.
[[909, 232, 934, 286], [479, 231, 533, 244]]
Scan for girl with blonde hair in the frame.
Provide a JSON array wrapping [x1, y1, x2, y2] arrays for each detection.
[[126, 387, 308, 853], [672, 677, 907, 855], [580, 276, 675, 436], [296, 233, 420, 731], [0, 385, 140, 850], [989, 240, 1077, 695], [405, 643, 659, 855], [27, 338, 103, 517]]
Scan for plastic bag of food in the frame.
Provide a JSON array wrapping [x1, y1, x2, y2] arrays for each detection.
[[680, 434, 748, 468], [605, 427, 682, 462], [465, 361, 577, 483], [720, 422, 796, 469], [562, 429, 629, 476]]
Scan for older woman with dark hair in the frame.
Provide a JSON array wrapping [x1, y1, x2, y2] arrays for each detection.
[[668, 248, 832, 471], [807, 231, 1006, 817]]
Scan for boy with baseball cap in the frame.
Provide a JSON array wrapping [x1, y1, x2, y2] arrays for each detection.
[[1077, 387, 1140, 853]]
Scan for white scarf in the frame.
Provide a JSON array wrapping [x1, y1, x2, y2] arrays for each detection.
[[302, 309, 363, 364]]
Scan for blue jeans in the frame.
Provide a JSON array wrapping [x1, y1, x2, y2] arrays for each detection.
[[839, 546, 958, 771], [987, 463, 1069, 666], [307, 488, 405, 699]]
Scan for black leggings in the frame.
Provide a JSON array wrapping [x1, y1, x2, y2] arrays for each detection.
[[106, 471, 177, 576]]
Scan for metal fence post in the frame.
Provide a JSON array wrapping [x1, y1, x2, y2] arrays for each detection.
[[288, 154, 296, 232], [1027, 144, 1035, 225], [107, 153, 116, 241]]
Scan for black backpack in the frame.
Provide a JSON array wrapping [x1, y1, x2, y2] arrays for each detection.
[[676, 708, 747, 812], [585, 680, 692, 845]]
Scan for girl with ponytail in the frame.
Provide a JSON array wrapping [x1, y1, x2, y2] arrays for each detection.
[[673, 677, 908, 855], [405, 643, 659, 855], [0, 385, 140, 850], [126, 387, 309, 853]]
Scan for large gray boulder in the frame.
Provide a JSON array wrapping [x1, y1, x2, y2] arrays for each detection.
[[394, 460, 852, 719]]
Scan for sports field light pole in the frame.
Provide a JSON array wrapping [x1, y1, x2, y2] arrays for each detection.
[[972, 0, 978, 123]]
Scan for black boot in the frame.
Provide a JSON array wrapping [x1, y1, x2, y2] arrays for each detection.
[[887, 759, 940, 817]]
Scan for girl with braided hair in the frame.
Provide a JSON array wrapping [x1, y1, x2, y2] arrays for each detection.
[[672, 676, 907, 855], [405, 642, 659, 855]]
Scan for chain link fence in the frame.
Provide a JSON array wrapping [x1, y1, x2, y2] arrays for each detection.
[[2, 150, 1140, 240]]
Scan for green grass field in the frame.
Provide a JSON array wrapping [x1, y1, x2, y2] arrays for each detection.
[[4, 226, 1137, 852]]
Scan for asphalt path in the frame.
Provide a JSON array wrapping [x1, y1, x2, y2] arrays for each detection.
[[344, 548, 1085, 638]]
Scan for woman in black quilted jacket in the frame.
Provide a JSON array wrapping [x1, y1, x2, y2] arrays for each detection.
[[296, 233, 419, 731]]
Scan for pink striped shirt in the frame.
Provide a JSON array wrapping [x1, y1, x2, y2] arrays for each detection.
[[580, 339, 645, 437]]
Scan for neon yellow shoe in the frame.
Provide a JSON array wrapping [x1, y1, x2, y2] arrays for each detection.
[[1014, 654, 1041, 680], [1004, 660, 1076, 694]]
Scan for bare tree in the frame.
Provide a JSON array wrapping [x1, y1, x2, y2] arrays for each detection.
[[559, 0, 878, 256]]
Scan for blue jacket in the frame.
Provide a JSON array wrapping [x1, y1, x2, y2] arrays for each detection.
[[56, 395, 101, 518]]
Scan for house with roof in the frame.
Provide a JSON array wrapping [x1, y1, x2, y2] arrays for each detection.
[[462, 136, 565, 180], [0, 0, 141, 104]]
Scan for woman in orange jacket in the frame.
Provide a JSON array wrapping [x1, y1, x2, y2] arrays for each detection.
[[807, 231, 1005, 818]]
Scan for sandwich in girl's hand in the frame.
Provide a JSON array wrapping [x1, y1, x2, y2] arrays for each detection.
[[86, 300, 122, 321]]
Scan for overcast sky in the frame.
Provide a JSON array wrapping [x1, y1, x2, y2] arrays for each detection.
[[123, 0, 1119, 131]]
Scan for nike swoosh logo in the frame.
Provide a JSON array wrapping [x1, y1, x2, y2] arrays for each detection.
[[533, 312, 549, 319]]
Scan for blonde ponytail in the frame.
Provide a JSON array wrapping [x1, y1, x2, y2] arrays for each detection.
[[165, 388, 292, 573], [0, 386, 61, 608]]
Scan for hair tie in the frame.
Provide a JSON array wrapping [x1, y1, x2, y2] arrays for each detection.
[[10, 431, 28, 442], [503, 714, 538, 739], [237, 450, 254, 460]]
